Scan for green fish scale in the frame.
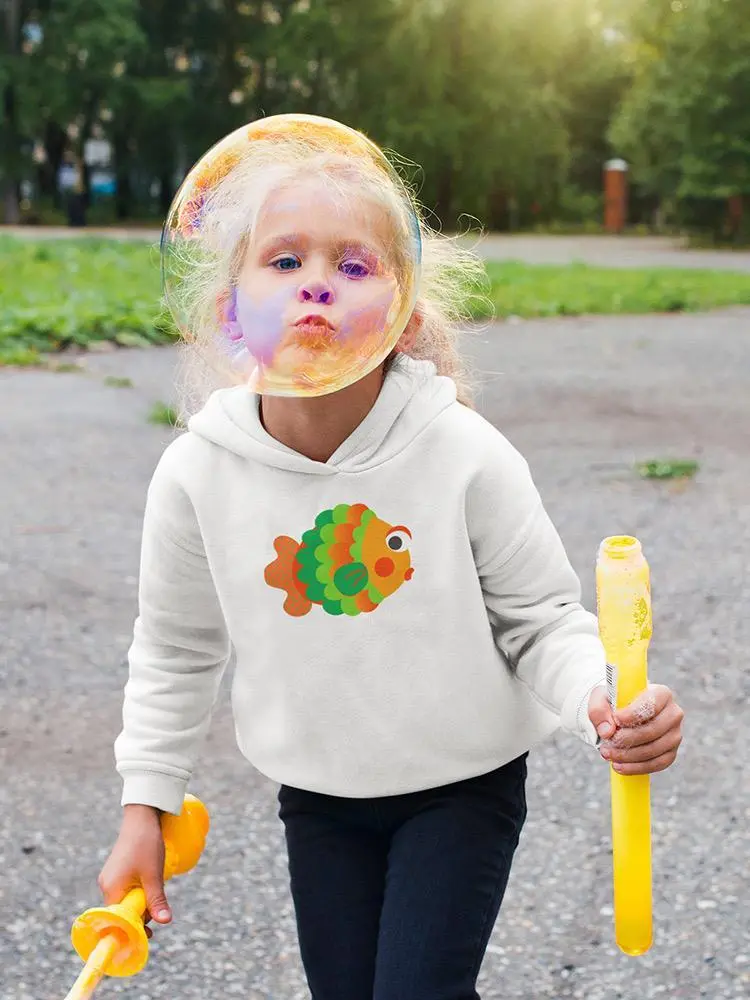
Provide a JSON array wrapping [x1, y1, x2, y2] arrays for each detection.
[[332, 503, 351, 524], [295, 506, 378, 613], [350, 509, 375, 562], [314, 509, 335, 529], [296, 531, 326, 603]]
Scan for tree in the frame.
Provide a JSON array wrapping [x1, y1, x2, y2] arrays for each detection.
[[29, 0, 145, 199], [610, 0, 750, 236], [550, 0, 632, 195], [2, 0, 651, 229], [1, 0, 27, 222]]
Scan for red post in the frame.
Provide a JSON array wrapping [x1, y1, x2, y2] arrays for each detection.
[[604, 159, 628, 233]]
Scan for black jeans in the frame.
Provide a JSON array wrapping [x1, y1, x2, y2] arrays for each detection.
[[277, 752, 529, 1000]]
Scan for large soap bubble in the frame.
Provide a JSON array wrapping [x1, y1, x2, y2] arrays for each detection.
[[161, 114, 422, 397]]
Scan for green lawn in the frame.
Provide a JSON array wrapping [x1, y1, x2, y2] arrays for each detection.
[[0, 236, 174, 364], [2, 236, 750, 365], [477, 260, 750, 318]]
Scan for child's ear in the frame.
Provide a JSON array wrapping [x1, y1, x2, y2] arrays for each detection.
[[395, 308, 423, 354], [217, 287, 245, 353]]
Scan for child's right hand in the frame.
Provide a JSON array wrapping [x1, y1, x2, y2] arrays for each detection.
[[97, 804, 172, 936]]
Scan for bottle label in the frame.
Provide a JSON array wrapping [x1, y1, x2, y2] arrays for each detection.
[[606, 662, 618, 710]]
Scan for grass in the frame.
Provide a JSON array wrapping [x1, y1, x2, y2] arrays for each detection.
[[0, 236, 175, 365], [2, 237, 750, 366], [48, 361, 83, 372], [148, 401, 182, 427], [636, 459, 700, 480], [0, 345, 44, 366], [104, 375, 134, 388], [475, 260, 750, 319]]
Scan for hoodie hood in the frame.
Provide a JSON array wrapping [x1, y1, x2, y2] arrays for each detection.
[[187, 355, 457, 476]]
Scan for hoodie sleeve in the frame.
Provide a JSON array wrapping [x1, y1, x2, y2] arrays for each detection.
[[114, 445, 231, 814], [466, 429, 606, 748]]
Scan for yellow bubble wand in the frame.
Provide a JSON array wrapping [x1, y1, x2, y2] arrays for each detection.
[[63, 795, 209, 1000], [596, 536, 653, 956]]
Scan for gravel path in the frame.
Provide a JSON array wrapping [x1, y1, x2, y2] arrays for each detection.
[[5, 224, 750, 272], [1, 310, 748, 1000]]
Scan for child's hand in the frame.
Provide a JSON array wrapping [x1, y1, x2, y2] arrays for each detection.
[[588, 683, 684, 774], [97, 804, 172, 939]]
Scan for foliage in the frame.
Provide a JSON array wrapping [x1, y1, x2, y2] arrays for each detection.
[[2, 0, 634, 227], [23, 0, 146, 131], [0, 236, 174, 361], [555, 186, 604, 225], [4, 0, 749, 235], [610, 0, 750, 209]]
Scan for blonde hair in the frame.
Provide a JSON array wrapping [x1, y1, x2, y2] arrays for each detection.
[[166, 136, 488, 416]]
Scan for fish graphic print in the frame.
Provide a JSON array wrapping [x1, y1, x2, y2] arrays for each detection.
[[264, 503, 414, 617]]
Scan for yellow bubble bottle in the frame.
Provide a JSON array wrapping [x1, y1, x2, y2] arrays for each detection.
[[596, 536, 653, 956]]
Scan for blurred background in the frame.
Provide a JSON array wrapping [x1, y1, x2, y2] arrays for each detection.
[[1, 0, 749, 241]]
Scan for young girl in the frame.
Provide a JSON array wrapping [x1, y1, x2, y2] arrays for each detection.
[[99, 115, 683, 1000]]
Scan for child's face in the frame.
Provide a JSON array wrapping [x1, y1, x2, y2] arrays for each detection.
[[234, 178, 400, 386]]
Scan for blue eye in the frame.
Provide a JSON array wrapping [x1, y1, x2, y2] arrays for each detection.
[[340, 259, 370, 279], [272, 255, 301, 271]]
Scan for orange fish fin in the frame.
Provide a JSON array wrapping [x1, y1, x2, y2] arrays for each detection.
[[264, 536, 312, 617]]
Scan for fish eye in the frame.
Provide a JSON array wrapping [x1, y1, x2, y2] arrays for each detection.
[[386, 529, 411, 552]]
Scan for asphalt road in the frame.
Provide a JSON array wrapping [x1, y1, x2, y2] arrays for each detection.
[[1, 310, 748, 999]]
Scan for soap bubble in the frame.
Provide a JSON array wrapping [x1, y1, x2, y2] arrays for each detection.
[[161, 114, 421, 397]]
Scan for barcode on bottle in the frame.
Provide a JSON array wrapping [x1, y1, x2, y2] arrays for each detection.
[[606, 662, 618, 710]]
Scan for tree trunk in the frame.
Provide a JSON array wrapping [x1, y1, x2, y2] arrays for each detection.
[[158, 168, 174, 216], [4, 183, 21, 225], [488, 187, 509, 232], [728, 194, 743, 243], [42, 121, 68, 207], [2, 0, 21, 224], [66, 157, 87, 227], [113, 128, 134, 220], [508, 196, 520, 233]]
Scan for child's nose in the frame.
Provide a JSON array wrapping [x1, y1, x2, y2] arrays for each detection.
[[298, 280, 335, 305]]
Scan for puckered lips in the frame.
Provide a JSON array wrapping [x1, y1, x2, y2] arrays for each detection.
[[291, 314, 337, 348]]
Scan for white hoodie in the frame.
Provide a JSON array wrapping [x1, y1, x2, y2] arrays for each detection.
[[115, 355, 606, 814]]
